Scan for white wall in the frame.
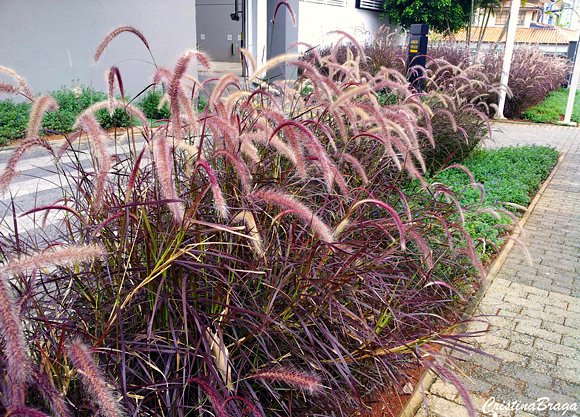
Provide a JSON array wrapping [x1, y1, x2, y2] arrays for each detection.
[[0, 1, 197, 98], [297, 1, 399, 51]]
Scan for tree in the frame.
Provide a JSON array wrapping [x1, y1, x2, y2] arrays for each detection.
[[381, 0, 478, 33]]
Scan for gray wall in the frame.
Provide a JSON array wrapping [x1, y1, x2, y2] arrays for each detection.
[[0, 1, 197, 98], [196, 0, 243, 62], [267, 0, 299, 81]]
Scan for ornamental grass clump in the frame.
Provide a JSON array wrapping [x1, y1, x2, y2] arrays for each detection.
[[0, 19, 501, 416]]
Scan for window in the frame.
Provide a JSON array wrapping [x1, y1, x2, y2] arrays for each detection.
[[355, 0, 383, 12], [495, 10, 525, 26]]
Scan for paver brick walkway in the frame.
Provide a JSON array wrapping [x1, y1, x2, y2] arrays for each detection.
[[411, 122, 580, 417]]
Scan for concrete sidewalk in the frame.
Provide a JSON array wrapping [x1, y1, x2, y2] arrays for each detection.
[[410, 122, 580, 417]]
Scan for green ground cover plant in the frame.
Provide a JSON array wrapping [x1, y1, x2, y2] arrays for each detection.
[[521, 87, 580, 124], [417, 145, 559, 260], [0, 22, 520, 417]]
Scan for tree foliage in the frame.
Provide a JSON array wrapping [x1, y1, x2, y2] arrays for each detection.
[[381, 0, 477, 33]]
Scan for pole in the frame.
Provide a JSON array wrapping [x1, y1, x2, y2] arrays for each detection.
[[564, 34, 580, 125], [496, 0, 521, 119]]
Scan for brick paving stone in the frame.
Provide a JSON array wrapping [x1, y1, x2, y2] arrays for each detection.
[[411, 123, 580, 417]]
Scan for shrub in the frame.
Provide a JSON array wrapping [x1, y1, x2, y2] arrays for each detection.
[[0, 26, 497, 417], [424, 145, 559, 259], [521, 87, 580, 124], [0, 99, 30, 144], [137, 88, 171, 120], [479, 47, 570, 118]]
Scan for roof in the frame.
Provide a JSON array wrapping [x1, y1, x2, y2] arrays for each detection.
[[451, 27, 578, 45]]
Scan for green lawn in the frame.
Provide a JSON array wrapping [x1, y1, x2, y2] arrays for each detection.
[[521, 87, 580, 124]]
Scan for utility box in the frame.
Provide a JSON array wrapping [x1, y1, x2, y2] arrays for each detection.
[[407, 24, 429, 91]]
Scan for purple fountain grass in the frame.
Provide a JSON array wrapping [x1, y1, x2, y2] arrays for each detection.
[[0, 82, 19, 94], [249, 189, 334, 244], [0, 137, 51, 195], [106, 66, 124, 115], [66, 340, 125, 417], [0, 271, 30, 408], [27, 96, 59, 139], [224, 396, 262, 417], [208, 73, 241, 111], [187, 378, 228, 417], [74, 114, 113, 213], [1, 243, 105, 275], [152, 132, 184, 223], [169, 50, 211, 140], [336, 152, 368, 185], [8, 408, 53, 417], [0, 65, 33, 99], [214, 149, 253, 195], [232, 210, 265, 257], [272, 1, 296, 26], [76, 99, 148, 132], [93, 26, 150, 63], [196, 159, 228, 218], [249, 367, 324, 396], [30, 369, 73, 417]]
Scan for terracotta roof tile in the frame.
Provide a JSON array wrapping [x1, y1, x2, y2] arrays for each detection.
[[451, 27, 577, 45]]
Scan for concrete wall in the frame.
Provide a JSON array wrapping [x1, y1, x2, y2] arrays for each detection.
[[0, 1, 197, 98], [298, 0, 397, 50], [196, 0, 243, 62]]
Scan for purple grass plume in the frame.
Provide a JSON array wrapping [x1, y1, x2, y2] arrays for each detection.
[[0, 137, 51, 195], [152, 132, 185, 222], [249, 367, 324, 396], [249, 189, 334, 243], [0, 271, 30, 408], [272, 1, 296, 26], [187, 378, 228, 417], [2, 243, 105, 275], [66, 340, 125, 417], [93, 26, 150, 63]]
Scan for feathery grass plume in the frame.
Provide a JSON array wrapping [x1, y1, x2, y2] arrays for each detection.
[[214, 149, 253, 194], [208, 73, 241, 111], [249, 189, 334, 243], [249, 53, 301, 82], [196, 159, 228, 218], [245, 131, 297, 165], [233, 210, 265, 257], [66, 340, 125, 417], [93, 26, 150, 63], [2, 244, 105, 275], [0, 65, 33, 98], [336, 153, 368, 185], [239, 48, 257, 74], [249, 367, 324, 396], [76, 99, 148, 133], [328, 84, 372, 112], [0, 137, 51, 195], [224, 396, 262, 417], [270, 120, 342, 194], [27, 96, 58, 139], [169, 50, 211, 139], [151, 132, 185, 222], [7, 408, 53, 417], [272, 1, 296, 26], [30, 369, 73, 417], [187, 378, 227, 417], [0, 82, 18, 94], [75, 114, 113, 213], [106, 66, 124, 115], [0, 271, 29, 407]]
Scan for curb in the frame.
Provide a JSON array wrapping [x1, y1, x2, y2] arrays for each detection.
[[396, 148, 567, 417]]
